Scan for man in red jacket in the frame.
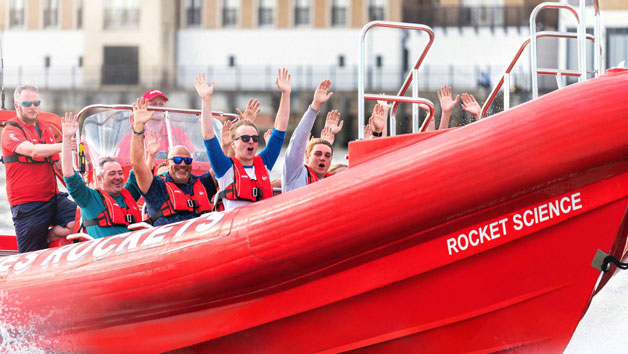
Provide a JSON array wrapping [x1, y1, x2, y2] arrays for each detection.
[[1, 85, 76, 253]]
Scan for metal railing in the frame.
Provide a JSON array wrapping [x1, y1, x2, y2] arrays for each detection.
[[480, 32, 596, 119], [358, 21, 435, 138]]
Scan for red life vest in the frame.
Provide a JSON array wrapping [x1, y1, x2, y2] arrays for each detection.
[[150, 177, 213, 223], [214, 156, 272, 210], [305, 165, 333, 184], [83, 189, 142, 228], [1, 118, 60, 165]]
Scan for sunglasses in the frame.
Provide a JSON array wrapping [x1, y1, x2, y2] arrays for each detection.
[[169, 156, 193, 165], [234, 135, 259, 143], [20, 100, 41, 107]]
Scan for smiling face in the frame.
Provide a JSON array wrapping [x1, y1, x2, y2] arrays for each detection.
[[15, 89, 40, 125], [98, 160, 125, 196], [231, 125, 259, 165], [167, 145, 192, 184], [306, 143, 333, 178]]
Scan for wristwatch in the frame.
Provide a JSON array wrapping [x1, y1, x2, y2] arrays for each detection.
[[372, 131, 383, 137], [133, 128, 145, 135]]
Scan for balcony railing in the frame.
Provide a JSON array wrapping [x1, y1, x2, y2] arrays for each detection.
[[402, 5, 558, 30]]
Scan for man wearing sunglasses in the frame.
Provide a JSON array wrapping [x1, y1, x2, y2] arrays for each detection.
[[61, 112, 142, 238], [1, 85, 76, 253], [130, 98, 217, 226], [195, 69, 291, 211]]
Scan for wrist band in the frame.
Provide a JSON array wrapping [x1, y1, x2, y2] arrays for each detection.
[[133, 128, 145, 135], [372, 131, 383, 137]]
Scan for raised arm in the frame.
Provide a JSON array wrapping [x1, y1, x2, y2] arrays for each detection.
[[461, 93, 481, 122], [194, 73, 216, 140], [145, 130, 161, 173], [130, 98, 154, 194], [236, 98, 261, 122], [221, 119, 235, 157], [437, 85, 459, 130], [61, 112, 79, 178], [274, 68, 292, 132]]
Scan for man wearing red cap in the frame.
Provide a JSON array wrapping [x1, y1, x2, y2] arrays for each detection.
[[114, 89, 195, 162]]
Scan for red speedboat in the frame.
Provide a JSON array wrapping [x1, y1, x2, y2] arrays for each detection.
[[2, 5, 628, 353]]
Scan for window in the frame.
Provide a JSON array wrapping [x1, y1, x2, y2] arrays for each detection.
[[294, 0, 310, 26], [368, 0, 385, 21], [104, 0, 140, 29], [186, 0, 201, 26], [9, 0, 25, 28], [222, 0, 238, 27], [258, 0, 274, 26], [43, 0, 59, 28], [331, 0, 348, 27], [76, 0, 83, 28], [102, 46, 139, 85], [607, 28, 628, 71]]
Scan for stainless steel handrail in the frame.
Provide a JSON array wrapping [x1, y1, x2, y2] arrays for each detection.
[[481, 32, 596, 119], [358, 21, 435, 138], [530, 3, 582, 99], [74, 104, 238, 156]]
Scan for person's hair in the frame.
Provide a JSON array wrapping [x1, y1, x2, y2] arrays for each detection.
[[97, 157, 119, 177], [230, 119, 258, 140], [306, 138, 334, 157], [14, 85, 39, 102], [154, 161, 167, 175], [328, 163, 348, 174]]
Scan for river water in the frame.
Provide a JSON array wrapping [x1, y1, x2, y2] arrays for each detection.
[[0, 161, 627, 351]]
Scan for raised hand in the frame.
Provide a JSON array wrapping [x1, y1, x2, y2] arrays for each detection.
[[370, 104, 386, 133], [145, 130, 161, 157], [324, 109, 343, 134], [364, 118, 373, 139], [263, 129, 272, 145], [194, 73, 214, 100], [377, 95, 393, 116], [236, 98, 261, 122], [275, 67, 291, 94], [221, 119, 233, 147], [437, 85, 459, 115], [61, 112, 79, 138], [320, 126, 335, 144], [132, 97, 152, 126], [461, 93, 481, 121], [312, 79, 333, 110]]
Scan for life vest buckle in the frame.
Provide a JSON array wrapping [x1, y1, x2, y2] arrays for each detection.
[[252, 188, 258, 198], [187, 200, 195, 209], [126, 214, 135, 224]]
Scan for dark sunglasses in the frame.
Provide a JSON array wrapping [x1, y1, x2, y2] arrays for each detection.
[[234, 135, 259, 143], [21, 100, 41, 107], [169, 156, 193, 165]]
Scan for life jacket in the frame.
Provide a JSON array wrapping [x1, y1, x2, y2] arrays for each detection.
[[305, 165, 333, 184], [83, 189, 142, 228], [150, 177, 213, 223], [214, 156, 272, 210], [1, 118, 60, 164]]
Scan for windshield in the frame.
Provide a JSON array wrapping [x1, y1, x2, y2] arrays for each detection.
[[80, 109, 222, 167]]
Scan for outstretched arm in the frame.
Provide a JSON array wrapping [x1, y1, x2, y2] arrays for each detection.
[[274, 68, 291, 132], [130, 98, 154, 194], [437, 85, 459, 130], [461, 93, 481, 121], [194, 73, 216, 140], [61, 112, 79, 178], [145, 130, 161, 173]]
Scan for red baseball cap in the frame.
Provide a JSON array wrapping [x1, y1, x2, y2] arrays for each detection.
[[142, 89, 169, 102]]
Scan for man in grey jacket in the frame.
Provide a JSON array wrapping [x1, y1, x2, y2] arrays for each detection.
[[282, 80, 342, 193]]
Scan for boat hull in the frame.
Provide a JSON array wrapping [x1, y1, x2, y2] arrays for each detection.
[[2, 70, 628, 353]]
